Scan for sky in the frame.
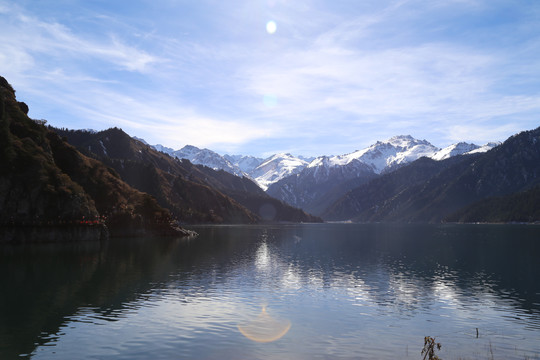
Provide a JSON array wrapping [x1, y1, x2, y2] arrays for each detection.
[[1, 0, 539, 157]]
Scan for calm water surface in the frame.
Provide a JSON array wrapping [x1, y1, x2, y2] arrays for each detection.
[[1, 223, 540, 359]]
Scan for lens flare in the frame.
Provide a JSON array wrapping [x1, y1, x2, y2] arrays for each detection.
[[238, 306, 291, 343], [263, 94, 278, 108], [266, 21, 277, 34]]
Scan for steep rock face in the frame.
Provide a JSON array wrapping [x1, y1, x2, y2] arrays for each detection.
[[0, 76, 191, 239], [0, 76, 98, 225]]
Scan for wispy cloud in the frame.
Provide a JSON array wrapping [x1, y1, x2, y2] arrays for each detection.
[[1, 0, 539, 155], [0, 2, 160, 77]]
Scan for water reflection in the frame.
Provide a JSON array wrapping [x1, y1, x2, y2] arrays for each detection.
[[238, 306, 291, 343], [1, 224, 539, 359]]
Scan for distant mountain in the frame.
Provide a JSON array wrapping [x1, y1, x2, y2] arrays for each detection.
[[267, 135, 442, 215], [431, 141, 499, 160], [326, 135, 440, 174], [322, 155, 474, 221], [467, 142, 501, 155], [431, 142, 480, 160], [149, 143, 310, 190], [249, 153, 309, 190], [56, 128, 320, 224], [266, 156, 378, 215], [323, 127, 540, 222], [148, 136, 498, 216], [223, 154, 264, 174], [152, 144, 246, 177], [174, 145, 246, 177]]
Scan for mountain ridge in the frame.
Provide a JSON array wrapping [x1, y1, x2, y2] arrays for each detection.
[[146, 136, 497, 191], [54, 127, 321, 224], [323, 126, 540, 223]]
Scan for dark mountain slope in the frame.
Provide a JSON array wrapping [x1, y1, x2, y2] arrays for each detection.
[[55, 128, 257, 224], [0, 76, 186, 239], [323, 155, 472, 221], [194, 166, 322, 222], [0, 77, 97, 225], [324, 126, 540, 222], [56, 128, 320, 223], [447, 184, 540, 223], [267, 160, 378, 216]]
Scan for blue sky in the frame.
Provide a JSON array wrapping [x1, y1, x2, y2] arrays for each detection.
[[1, 0, 539, 157]]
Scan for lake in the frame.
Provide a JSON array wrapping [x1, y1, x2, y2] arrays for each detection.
[[1, 223, 539, 359]]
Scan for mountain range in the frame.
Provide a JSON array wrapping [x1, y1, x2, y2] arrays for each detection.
[[2, 73, 539, 236], [144, 130, 540, 224], [324, 126, 540, 223], [147, 135, 499, 216]]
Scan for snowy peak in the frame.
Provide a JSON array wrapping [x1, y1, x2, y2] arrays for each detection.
[[387, 134, 427, 148], [147, 136, 499, 191], [250, 153, 309, 190], [431, 142, 479, 161], [174, 145, 244, 177], [431, 141, 500, 160], [149, 144, 309, 189], [149, 144, 246, 177], [175, 145, 202, 158], [152, 144, 174, 155], [224, 154, 264, 173], [466, 142, 501, 155], [318, 135, 439, 174]]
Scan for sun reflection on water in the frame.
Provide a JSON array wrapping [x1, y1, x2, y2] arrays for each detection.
[[237, 306, 291, 343]]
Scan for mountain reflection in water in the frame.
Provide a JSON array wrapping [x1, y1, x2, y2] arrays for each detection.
[[1, 223, 539, 359]]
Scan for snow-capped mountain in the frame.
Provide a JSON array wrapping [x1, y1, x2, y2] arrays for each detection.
[[312, 135, 439, 174], [148, 144, 309, 188], [152, 143, 174, 154], [266, 135, 440, 214], [466, 142, 501, 155], [431, 141, 500, 160], [248, 153, 310, 190], [431, 142, 480, 161], [174, 145, 245, 177], [149, 144, 246, 177], [146, 136, 499, 194], [224, 154, 264, 174]]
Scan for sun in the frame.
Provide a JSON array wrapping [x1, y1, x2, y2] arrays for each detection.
[[266, 21, 277, 34]]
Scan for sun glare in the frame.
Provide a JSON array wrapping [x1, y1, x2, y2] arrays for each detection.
[[266, 20, 277, 34], [238, 306, 291, 343]]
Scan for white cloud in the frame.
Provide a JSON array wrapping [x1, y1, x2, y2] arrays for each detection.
[[0, 4, 160, 75], [447, 123, 523, 145], [1, 0, 540, 155]]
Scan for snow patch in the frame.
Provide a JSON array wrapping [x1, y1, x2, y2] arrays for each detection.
[[98, 140, 108, 156]]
